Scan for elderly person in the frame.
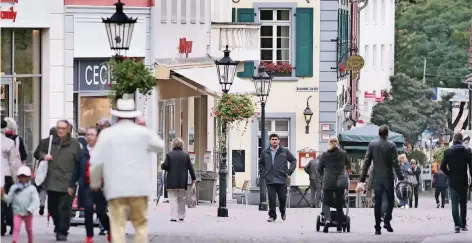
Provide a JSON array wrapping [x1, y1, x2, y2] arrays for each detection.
[[90, 99, 164, 243], [1, 118, 19, 236], [398, 155, 411, 208], [34, 119, 82, 241], [161, 138, 196, 222], [3, 117, 27, 164], [34, 127, 56, 216], [304, 154, 323, 208], [318, 137, 351, 233]]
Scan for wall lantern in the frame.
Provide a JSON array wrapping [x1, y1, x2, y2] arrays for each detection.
[[303, 96, 314, 134], [102, 0, 137, 57], [214, 45, 240, 93]]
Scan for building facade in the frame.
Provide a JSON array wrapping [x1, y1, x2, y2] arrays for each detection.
[[357, 0, 395, 122]]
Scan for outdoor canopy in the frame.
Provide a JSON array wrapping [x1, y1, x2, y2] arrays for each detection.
[[338, 124, 405, 156]]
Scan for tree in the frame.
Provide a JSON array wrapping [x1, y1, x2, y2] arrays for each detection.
[[395, 0, 471, 87], [371, 73, 451, 143]]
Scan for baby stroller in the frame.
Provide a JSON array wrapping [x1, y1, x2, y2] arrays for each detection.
[[316, 189, 351, 232]]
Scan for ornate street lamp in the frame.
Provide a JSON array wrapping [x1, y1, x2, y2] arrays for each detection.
[[214, 45, 239, 217], [215, 45, 240, 93], [252, 66, 273, 212], [102, 0, 137, 57], [303, 96, 314, 134]]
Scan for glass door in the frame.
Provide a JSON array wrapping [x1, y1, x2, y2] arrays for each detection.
[[1, 77, 13, 118]]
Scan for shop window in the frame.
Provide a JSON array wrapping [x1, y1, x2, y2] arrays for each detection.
[[13, 30, 41, 75], [1, 29, 13, 75], [80, 96, 112, 128], [232, 150, 245, 173]]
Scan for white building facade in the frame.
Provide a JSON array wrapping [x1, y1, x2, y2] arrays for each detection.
[[357, 0, 395, 122]]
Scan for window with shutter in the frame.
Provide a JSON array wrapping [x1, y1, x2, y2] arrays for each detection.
[[236, 8, 255, 78], [295, 8, 313, 77]]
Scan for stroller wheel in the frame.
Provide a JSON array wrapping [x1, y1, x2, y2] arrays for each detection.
[[316, 215, 321, 232], [346, 216, 351, 233]]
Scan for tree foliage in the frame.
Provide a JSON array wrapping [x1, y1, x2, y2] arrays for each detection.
[[370, 74, 450, 142], [395, 0, 471, 87]]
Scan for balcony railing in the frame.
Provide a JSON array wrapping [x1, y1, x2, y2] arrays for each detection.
[[210, 22, 261, 61]]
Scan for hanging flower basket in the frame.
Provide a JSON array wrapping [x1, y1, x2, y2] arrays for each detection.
[[108, 57, 155, 106], [259, 61, 293, 77], [211, 94, 256, 146]]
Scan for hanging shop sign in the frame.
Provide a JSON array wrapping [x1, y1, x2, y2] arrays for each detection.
[[347, 55, 365, 71], [178, 38, 193, 58]]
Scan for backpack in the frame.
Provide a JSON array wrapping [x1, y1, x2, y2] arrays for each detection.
[[13, 136, 24, 165]]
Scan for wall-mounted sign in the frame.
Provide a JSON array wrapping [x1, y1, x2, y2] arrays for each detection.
[[76, 59, 114, 92], [1, 0, 50, 28], [347, 55, 365, 71], [204, 151, 212, 164], [364, 91, 375, 99], [296, 86, 319, 92], [0, 6, 16, 22], [321, 133, 331, 141], [321, 124, 335, 131], [178, 37, 193, 58]]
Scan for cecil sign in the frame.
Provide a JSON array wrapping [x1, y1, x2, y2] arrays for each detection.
[[1, 0, 18, 22], [76, 60, 114, 92]]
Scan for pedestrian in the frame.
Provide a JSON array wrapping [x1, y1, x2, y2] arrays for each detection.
[[304, 154, 322, 208], [258, 133, 297, 222], [408, 159, 421, 208], [90, 99, 164, 243], [34, 126, 56, 216], [432, 169, 448, 208], [68, 126, 111, 243], [1, 118, 19, 236], [318, 137, 350, 233], [440, 132, 472, 233], [161, 137, 196, 222], [1, 165, 39, 243], [358, 125, 405, 235], [76, 128, 87, 149], [3, 117, 28, 164], [33, 119, 82, 241], [398, 155, 411, 208]]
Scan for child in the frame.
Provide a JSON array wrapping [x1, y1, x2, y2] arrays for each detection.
[[1, 166, 39, 243]]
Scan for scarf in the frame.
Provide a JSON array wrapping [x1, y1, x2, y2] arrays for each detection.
[[14, 182, 31, 193]]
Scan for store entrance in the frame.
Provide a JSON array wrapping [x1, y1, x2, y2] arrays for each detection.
[[0, 77, 13, 118]]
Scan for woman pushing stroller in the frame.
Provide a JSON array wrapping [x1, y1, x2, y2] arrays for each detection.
[[318, 137, 351, 233]]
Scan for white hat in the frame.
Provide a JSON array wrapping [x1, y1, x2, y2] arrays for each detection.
[[17, 166, 31, 177], [110, 99, 142, 118]]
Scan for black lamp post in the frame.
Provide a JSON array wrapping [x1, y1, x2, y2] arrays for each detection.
[[102, 0, 137, 58], [214, 45, 239, 217], [303, 96, 314, 134], [252, 66, 272, 211]]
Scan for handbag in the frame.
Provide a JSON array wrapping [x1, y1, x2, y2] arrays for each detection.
[[337, 171, 349, 189], [407, 174, 418, 186], [35, 135, 53, 186], [186, 184, 197, 208]]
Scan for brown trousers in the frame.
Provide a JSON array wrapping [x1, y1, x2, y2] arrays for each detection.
[[108, 196, 148, 243]]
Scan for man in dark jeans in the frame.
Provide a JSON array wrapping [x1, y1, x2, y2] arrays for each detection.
[[34, 120, 82, 241], [360, 125, 405, 235], [408, 160, 422, 208], [432, 169, 448, 208], [440, 132, 472, 233], [259, 133, 297, 222]]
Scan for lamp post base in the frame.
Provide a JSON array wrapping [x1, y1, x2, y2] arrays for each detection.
[[217, 207, 228, 217], [258, 202, 268, 211]]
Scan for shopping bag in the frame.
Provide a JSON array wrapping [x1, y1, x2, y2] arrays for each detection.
[[35, 135, 53, 186], [186, 184, 197, 208], [407, 174, 418, 186]]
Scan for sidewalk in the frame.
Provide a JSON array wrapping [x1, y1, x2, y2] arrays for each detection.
[[3, 195, 471, 242]]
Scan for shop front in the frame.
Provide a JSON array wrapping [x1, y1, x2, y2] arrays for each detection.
[[1, 0, 61, 165]]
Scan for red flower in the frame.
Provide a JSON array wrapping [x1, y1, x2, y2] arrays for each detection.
[[121, 56, 127, 60], [226, 100, 232, 105], [108, 83, 112, 88], [339, 63, 346, 73], [239, 117, 244, 121]]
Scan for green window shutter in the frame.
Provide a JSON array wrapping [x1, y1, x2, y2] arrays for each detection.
[[232, 8, 236, 22], [337, 9, 342, 61], [295, 8, 314, 77], [236, 8, 255, 78]]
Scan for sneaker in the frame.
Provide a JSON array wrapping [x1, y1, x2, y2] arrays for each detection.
[[323, 223, 330, 233], [98, 231, 106, 236], [375, 225, 382, 235], [437, 203, 440, 208], [281, 213, 286, 221], [267, 217, 275, 222], [454, 227, 461, 233], [56, 233, 68, 241], [39, 206, 45, 216], [85, 236, 93, 243], [179, 219, 184, 221], [400, 206, 405, 209], [461, 226, 468, 232], [170, 219, 177, 222]]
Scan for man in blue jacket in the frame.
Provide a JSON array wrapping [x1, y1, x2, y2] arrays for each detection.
[[432, 169, 448, 208]]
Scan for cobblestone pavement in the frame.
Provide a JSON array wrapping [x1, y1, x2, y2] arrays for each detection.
[[2, 194, 471, 242]]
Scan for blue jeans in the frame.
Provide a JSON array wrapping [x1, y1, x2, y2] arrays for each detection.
[[449, 187, 468, 228], [399, 199, 408, 207]]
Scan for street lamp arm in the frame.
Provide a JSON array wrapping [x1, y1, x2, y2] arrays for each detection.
[[306, 95, 312, 108]]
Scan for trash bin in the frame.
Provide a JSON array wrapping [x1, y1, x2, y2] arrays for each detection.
[[197, 170, 217, 203]]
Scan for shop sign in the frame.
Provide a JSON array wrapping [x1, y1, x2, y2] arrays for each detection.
[[178, 38, 193, 58], [1, 0, 49, 28], [364, 91, 375, 98], [347, 55, 365, 71], [296, 86, 319, 92], [76, 59, 114, 92], [0, 0, 17, 22]]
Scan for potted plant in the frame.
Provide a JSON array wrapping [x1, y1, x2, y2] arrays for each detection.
[[108, 57, 155, 107], [259, 61, 293, 77]]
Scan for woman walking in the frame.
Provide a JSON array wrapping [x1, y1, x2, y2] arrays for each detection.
[[398, 155, 411, 208], [318, 137, 351, 233], [161, 138, 196, 222]]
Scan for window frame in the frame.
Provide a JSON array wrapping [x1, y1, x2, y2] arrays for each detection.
[[259, 9, 292, 66], [160, 0, 167, 23], [256, 119, 291, 160]]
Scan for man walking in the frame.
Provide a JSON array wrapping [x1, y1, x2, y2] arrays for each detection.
[[34, 120, 82, 241], [304, 154, 322, 208], [90, 99, 164, 243], [440, 133, 472, 233], [359, 125, 404, 235], [259, 133, 297, 222]]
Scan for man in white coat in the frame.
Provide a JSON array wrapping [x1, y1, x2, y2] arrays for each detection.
[[89, 99, 164, 243]]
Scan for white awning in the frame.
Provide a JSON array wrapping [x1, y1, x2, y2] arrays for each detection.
[[171, 66, 256, 97]]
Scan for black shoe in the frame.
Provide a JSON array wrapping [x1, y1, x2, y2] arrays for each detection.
[[267, 217, 275, 222], [56, 233, 67, 241], [39, 206, 45, 216], [170, 219, 177, 222], [323, 221, 331, 233], [179, 219, 184, 221], [375, 225, 382, 235], [281, 213, 286, 221], [99, 231, 106, 236], [337, 225, 342, 233], [441, 205, 444, 208], [461, 226, 468, 232], [454, 227, 460, 233]]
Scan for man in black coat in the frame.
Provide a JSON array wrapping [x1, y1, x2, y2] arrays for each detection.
[[360, 125, 404, 235], [304, 154, 322, 208], [259, 133, 297, 222], [440, 133, 472, 233]]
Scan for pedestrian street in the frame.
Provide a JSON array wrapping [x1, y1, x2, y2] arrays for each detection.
[[3, 194, 470, 243]]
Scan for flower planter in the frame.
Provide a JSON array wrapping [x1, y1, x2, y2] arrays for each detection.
[[273, 72, 292, 77]]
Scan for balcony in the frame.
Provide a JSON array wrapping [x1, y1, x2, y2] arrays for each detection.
[[210, 22, 261, 62]]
